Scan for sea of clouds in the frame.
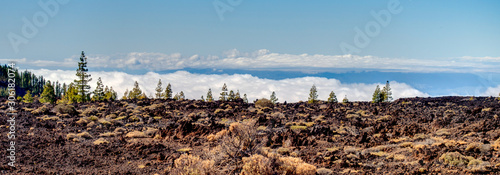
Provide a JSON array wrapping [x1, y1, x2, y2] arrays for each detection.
[[32, 69, 430, 102]]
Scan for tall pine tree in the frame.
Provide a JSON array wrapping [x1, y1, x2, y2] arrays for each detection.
[[155, 79, 163, 99], [219, 83, 228, 101], [164, 83, 172, 99], [74, 51, 92, 102], [308, 85, 318, 104], [92, 77, 105, 101], [372, 85, 383, 103]]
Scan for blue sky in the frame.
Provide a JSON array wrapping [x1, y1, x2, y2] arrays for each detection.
[[1, 0, 500, 101]]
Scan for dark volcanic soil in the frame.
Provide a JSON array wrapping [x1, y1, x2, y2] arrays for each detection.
[[1, 96, 500, 174]]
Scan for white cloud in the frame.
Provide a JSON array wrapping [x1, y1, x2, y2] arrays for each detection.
[[10, 49, 500, 73], [31, 69, 429, 102], [482, 85, 500, 97]]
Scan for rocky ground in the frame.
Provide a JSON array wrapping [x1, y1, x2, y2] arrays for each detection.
[[1, 96, 500, 174]]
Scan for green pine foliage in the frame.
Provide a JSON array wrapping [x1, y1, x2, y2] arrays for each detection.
[[74, 51, 92, 102], [23, 90, 34, 103], [91, 77, 105, 101], [372, 85, 384, 103], [308, 85, 318, 104], [155, 79, 163, 99], [235, 90, 241, 100], [228, 90, 235, 101], [382, 81, 393, 102], [219, 83, 228, 101], [40, 82, 56, 104], [164, 83, 172, 99], [327, 91, 338, 103], [206, 88, 214, 102], [179, 91, 185, 100], [104, 86, 117, 101], [342, 95, 349, 103], [270, 91, 278, 104], [243, 94, 248, 103], [128, 81, 143, 99]]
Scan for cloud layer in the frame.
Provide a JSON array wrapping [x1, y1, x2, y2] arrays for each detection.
[[32, 69, 429, 102], [7, 49, 500, 73]]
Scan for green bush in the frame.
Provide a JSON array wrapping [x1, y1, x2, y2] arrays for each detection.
[[53, 104, 77, 115], [255, 98, 274, 108]]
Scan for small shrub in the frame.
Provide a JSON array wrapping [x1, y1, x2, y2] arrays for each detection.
[[76, 117, 89, 125], [277, 147, 290, 155], [53, 104, 77, 115], [279, 156, 316, 175], [439, 152, 474, 166], [99, 132, 115, 137], [31, 105, 50, 115], [77, 132, 92, 139], [88, 116, 99, 121], [240, 154, 273, 175], [465, 142, 491, 153], [207, 129, 228, 142], [125, 131, 147, 138], [93, 138, 109, 145], [83, 107, 99, 116], [114, 127, 127, 134], [170, 154, 216, 175], [255, 98, 274, 108], [290, 125, 307, 131]]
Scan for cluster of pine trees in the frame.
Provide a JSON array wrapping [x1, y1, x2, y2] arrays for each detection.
[[0, 64, 54, 98], [15, 51, 118, 104], [305, 84, 344, 104], [372, 81, 392, 103]]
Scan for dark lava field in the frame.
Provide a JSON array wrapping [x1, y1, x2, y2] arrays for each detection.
[[1, 96, 500, 174]]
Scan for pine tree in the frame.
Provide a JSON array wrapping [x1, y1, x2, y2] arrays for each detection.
[[164, 83, 172, 99], [372, 85, 383, 103], [74, 51, 92, 102], [23, 90, 34, 103], [219, 83, 228, 101], [155, 79, 163, 99], [122, 89, 129, 100], [92, 77, 105, 101], [235, 90, 241, 100], [40, 81, 56, 104], [342, 95, 349, 103], [129, 81, 142, 99], [382, 81, 392, 102], [139, 92, 148, 99], [110, 87, 117, 101], [270, 91, 278, 104], [104, 86, 117, 101], [206, 88, 214, 102], [179, 91, 185, 100], [173, 93, 180, 101], [63, 83, 79, 103], [243, 94, 248, 103], [327, 91, 338, 103], [308, 85, 318, 104], [228, 90, 235, 101], [62, 83, 67, 97]]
